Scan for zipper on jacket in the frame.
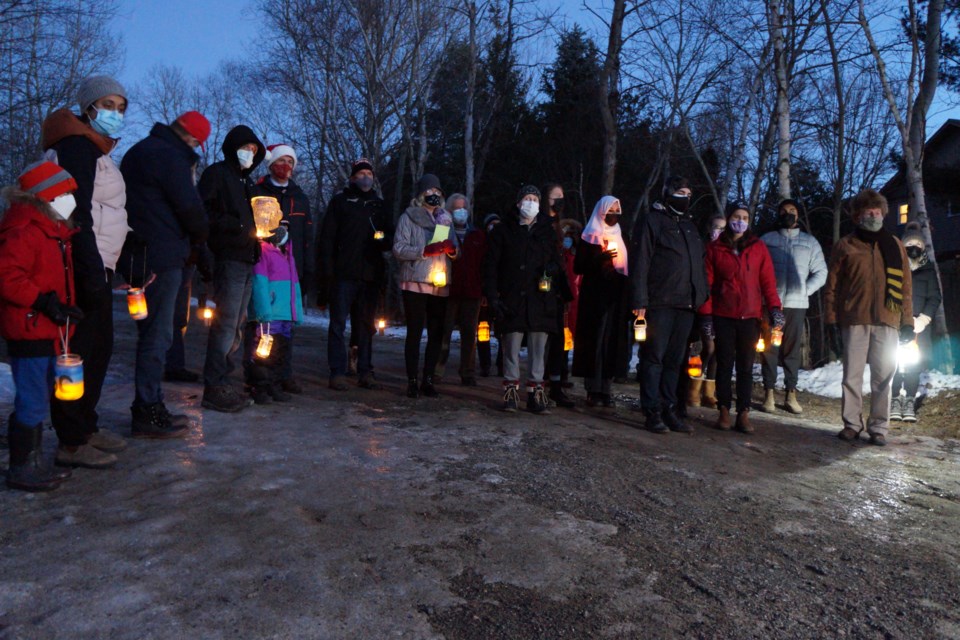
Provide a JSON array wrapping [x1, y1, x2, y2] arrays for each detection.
[[59, 239, 72, 305]]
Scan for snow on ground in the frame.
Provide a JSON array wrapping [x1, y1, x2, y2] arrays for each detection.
[[754, 361, 960, 399], [0, 362, 12, 400]]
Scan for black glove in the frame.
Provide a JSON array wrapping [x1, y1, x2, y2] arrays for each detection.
[[117, 231, 149, 288], [899, 325, 915, 345], [827, 323, 843, 357], [268, 225, 289, 247], [32, 292, 84, 326]]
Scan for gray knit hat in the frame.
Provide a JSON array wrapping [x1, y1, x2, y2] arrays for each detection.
[[77, 75, 127, 113], [415, 173, 442, 196], [516, 184, 540, 202]]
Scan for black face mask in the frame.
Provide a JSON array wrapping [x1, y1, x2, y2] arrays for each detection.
[[424, 194, 443, 207], [666, 194, 690, 215], [604, 214, 620, 227], [906, 246, 924, 260], [552, 198, 565, 215], [779, 213, 798, 229]]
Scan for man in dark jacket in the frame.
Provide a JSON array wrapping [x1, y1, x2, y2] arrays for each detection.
[[121, 111, 210, 437], [630, 176, 708, 434], [316, 158, 392, 390], [253, 143, 313, 394], [199, 125, 266, 412]]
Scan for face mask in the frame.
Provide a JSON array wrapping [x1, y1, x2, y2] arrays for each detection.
[[424, 193, 443, 207], [519, 200, 539, 219], [779, 213, 798, 229], [562, 236, 573, 250], [710, 228, 723, 242], [354, 175, 374, 192], [859, 216, 883, 232], [604, 214, 620, 227], [237, 149, 255, 169], [906, 246, 924, 260], [270, 163, 293, 182], [90, 108, 123, 137], [666, 193, 690, 215], [729, 219, 749, 234], [552, 198, 565, 215], [452, 208, 469, 225], [50, 193, 76, 220]]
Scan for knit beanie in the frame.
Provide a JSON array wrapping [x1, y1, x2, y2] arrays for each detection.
[[18, 161, 78, 202], [662, 175, 690, 200], [901, 222, 925, 248], [351, 158, 374, 177], [415, 173, 442, 196], [516, 184, 540, 202], [483, 213, 501, 229], [77, 75, 127, 113], [266, 144, 297, 168]]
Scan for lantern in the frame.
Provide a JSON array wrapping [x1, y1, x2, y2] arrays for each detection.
[[478, 321, 490, 342], [687, 355, 703, 379], [606, 240, 618, 253], [256, 333, 274, 359], [251, 196, 283, 238], [127, 288, 148, 320], [756, 337, 766, 353], [538, 274, 552, 292], [564, 326, 574, 351], [54, 354, 84, 401], [771, 327, 783, 347], [373, 230, 385, 240], [634, 318, 647, 342], [898, 339, 920, 368], [378, 318, 386, 335], [431, 268, 447, 288], [201, 305, 214, 326]]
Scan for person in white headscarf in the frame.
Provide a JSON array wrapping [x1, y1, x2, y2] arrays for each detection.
[[572, 196, 631, 408]]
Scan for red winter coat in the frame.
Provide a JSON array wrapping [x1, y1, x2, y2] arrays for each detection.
[[0, 188, 77, 356], [699, 235, 781, 319]]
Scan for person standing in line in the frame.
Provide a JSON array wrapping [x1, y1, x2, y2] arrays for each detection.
[[476, 214, 502, 378], [41, 75, 130, 466], [759, 198, 827, 414], [825, 189, 913, 447], [556, 217, 583, 396], [686, 211, 726, 409], [317, 158, 392, 391], [630, 176, 709, 434], [573, 196, 631, 409], [700, 201, 783, 434], [540, 183, 575, 408], [199, 125, 266, 413]]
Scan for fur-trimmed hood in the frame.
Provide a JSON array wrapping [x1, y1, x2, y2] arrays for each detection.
[[1, 186, 76, 232]]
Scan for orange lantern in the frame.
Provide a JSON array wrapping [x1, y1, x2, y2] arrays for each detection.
[[378, 318, 386, 335], [564, 326, 574, 351], [687, 355, 703, 378], [477, 320, 490, 342], [756, 337, 766, 353], [127, 288, 148, 320], [201, 306, 214, 326]]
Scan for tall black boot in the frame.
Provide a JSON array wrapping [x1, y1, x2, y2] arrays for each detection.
[[6, 416, 63, 492]]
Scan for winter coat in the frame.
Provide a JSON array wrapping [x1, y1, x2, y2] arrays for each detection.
[[393, 206, 459, 292], [572, 242, 631, 379], [0, 189, 77, 357], [482, 213, 571, 334], [699, 235, 782, 319], [911, 261, 942, 320], [318, 183, 391, 284], [249, 241, 303, 324], [198, 125, 266, 264], [41, 108, 127, 293], [823, 232, 913, 330], [629, 202, 708, 311], [253, 177, 313, 283], [120, 123, 208, 272], [760, 228, 827, 309], [450, 226, 486, 299]]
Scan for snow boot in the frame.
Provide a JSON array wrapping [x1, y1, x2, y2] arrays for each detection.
[[686, 378, 703, 407], [502, 382, 520, 412], [889, 395, 903, 421], [6, 417, 63, 492], [701, 379, 718, 408], [784, 390, 803, 414], [526, 384, 548, 414], [901, 397, 917, 423]]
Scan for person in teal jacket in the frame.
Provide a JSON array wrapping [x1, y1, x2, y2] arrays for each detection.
[[245, 223, 303, 404]]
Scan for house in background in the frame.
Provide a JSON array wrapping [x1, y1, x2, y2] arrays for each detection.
[[882, 118, 960, 373]]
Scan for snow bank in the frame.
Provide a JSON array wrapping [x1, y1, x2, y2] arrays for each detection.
[[754, 361, 960, 399]]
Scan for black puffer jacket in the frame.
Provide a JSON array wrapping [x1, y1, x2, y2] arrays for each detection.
[[483, 212, 571, 334], [316, 183, 392, 284], [911, 260, 942, 319], [630, 202, 708, 310], [198, 125, 265, 264], [253, 177, 313, 282]]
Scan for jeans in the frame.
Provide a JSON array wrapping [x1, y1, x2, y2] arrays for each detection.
[[10, 357, 55, 426], [165, 265, 196, 373], [760, 307, 805, 391], [401, 290, 447, 380], [328, 279, 379, 378], [502, 331, 548, 384], [203, 260, 253, 388], [714, 316, 761, 413], [639, 308, 694, 412], [134, 268, 183, 406], [436, 296, 482, 380]]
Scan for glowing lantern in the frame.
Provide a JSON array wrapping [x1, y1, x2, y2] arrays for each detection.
[[251, 196, 283, 238], [54, 354, 84, 401], [634, 318, 647, 342], [564, 326, 574, 351], [606, 240, 618, 253], [256, 334, 274, 359], [431, 268, 447, 288], [756, 337, 766, 353], [478, 321, 490, 342], [127, 288, 148, 320], [201, 306, 214, 326], [687, 355, 703, 378], [771, 327, 783, 347], [373, 230, 385, 240], [898, 339, 920, 368], [378, 318, 386, 335], [538, 274, 552, 292]]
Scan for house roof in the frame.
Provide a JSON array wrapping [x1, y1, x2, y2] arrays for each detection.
[[882, 119, 960, 195]]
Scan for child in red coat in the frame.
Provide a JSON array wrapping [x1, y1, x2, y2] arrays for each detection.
[[0, 161, 84, 491]]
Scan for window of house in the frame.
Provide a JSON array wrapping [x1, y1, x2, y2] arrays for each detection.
[[899, 204, 908, 224]]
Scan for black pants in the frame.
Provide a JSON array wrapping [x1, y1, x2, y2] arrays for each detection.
[[246, 333, 290, 391], [402, 290, 447, 380], [639, 308, 695, 412], [50, 272, 113, 446], [892, 327, 932, 397], [760, 307, 805, 391], [714, 316, 760, 412]]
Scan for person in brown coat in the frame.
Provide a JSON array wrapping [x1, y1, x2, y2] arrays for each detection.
[[823, 189, 913, 446]]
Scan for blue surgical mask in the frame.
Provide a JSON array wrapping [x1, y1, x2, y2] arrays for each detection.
[[237, 149, 255, 169], [562, 237, 573, 250], [90, 108, 123, 137], [453, 208, 469, 225]]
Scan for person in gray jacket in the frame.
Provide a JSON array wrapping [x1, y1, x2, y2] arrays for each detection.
[[759, 199, 827, 414]]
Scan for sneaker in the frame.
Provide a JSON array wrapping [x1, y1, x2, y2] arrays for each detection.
[[502, 384, 520, 412], [662, 407, 693, 433], [645, 410, 669, 434], [406, 379, 420, 398], [164, 368, 200, 383], [526, 385, 548, 414], [280, 378, 304, 394], [55, 444, 117, 469], [890, 395, 903, 421], [202, 385, 251, 413], [869, 433, 887, 446], [420, 376, 439, 398], [901, 398, 916, 423], [549, 386, 575, 408], [157, 404, 191, 428], [131, 403, 188, 439], [251, 387, 273, 405], [329, 376, 350, 391], [87, 429, 127, 453], [837, 427, 860, 442], [358, 373, 382, 390]]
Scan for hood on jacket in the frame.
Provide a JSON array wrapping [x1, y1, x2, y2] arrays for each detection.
[[221, 125, 265, 176], [1, 186, 76, 231], [41, 107, 115, 155]]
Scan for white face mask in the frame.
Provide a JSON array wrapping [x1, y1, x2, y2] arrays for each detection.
[[237, 149, 255, 169], [50, 193, 76, 220], [520, 200, 539, 219]]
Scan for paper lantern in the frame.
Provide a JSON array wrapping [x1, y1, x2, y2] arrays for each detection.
[[127, 288, 148, 320], [634, 318, 647, 342], [251, 196, 283, 238], [54, 354, 84, 401], [477, 321, 490, 342]]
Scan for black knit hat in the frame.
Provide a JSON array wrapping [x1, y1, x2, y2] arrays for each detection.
[[662, 175, 690, 200], [415, 173, 442, 196], [777, 198, 805, 217], [350, 158, 374, 177], [517, 184, 540, 202]]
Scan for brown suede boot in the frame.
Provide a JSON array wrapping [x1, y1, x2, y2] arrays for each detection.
[[784, 390, 803, 414], [735, 409, 754, 433], [714, 406, 732, 430], [687, 378, 703, 407], [761, 388, 776, 413], [702, 380, 718, 408]]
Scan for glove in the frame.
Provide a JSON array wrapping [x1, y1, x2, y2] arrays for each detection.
[[423, 242, 444, 257], [827, 323, 843, 357], [899, 325, 915, 345], [268, 225, 289, 247], [117, 230, 149, 288], [441, 239, 456, 256], [32, 292, 85, 326], [914, 313, 931, 334], [770, 308, 786, 330], [699, 316, 714, 340]]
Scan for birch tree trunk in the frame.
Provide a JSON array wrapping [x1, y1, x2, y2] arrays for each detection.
[[768, 0, 791, 200], [599, 0, 626, 195]]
